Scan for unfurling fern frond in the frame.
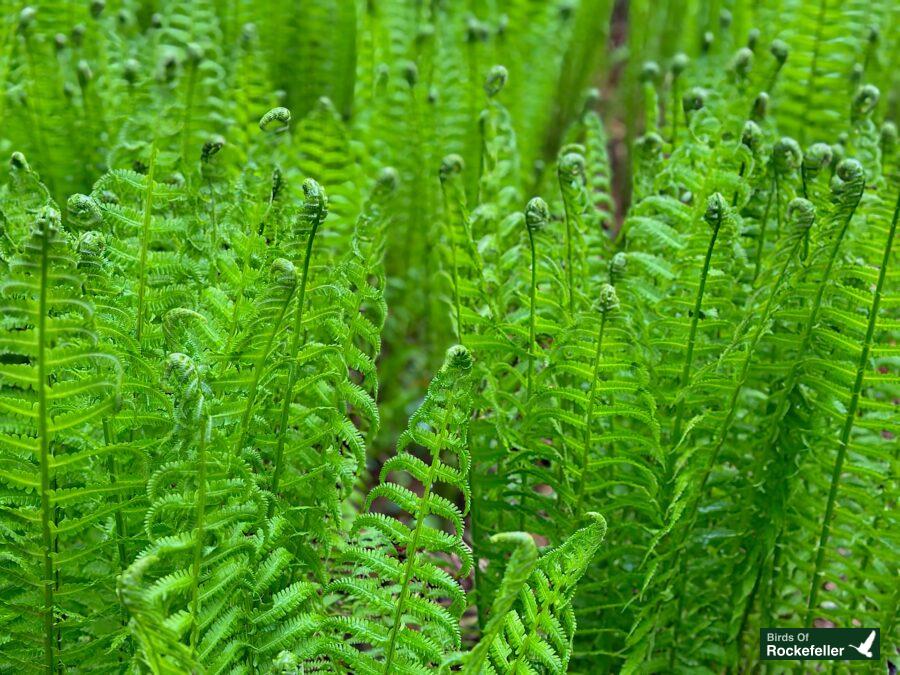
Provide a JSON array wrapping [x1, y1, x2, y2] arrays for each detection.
[[313, 345, 475, 673], [461, 532, 539, 674], [462, 514, 607, 675]]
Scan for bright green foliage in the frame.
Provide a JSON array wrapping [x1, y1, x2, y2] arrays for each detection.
[[0, 1, 897, 674]]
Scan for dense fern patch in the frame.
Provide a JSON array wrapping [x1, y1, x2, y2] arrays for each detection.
[[0, 1, 896, 673]]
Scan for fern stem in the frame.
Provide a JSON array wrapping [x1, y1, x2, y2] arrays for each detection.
[[575, 312, 607, 517], [135, 143, 157, 346], [761, 545, 784, 641], [204, 175, 219, 251], [270, 215, 321, 509], [563, 193, 576, 316], [753, 172, 776, 284], [798, 0, 828, 147], [449, 230, 464, 344], [37, 215, 55, 675], [670, 72, 681, 149], [224, 210, 260, 353], [180, 58, 199, 174], [20, 28, 56, 201], [471, 471, 487, 628], [699, 229, 804, 520], [526, 226, 537, 400], [733, 564, 763, 669], [440, 158, 467, 344], [774, 173, 783, 240], [103, 419, 128, 571], [188, 414, 208, 653], [234, 288, 296, 457], [77, 76, 99, 176], [804, 191, 898, 626], [671, 206, 722, 445]]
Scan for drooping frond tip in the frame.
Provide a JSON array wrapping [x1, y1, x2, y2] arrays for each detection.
[[752, 92, 770, 120], [671, 53, 689, 75], [271, 257, 298, 285], [376, 166, 399, 193], [851, 84, 879, 120], [35, 204, 61, 237], [10, 151, 30, 171], [18, 6, 36, 31], [741, 121, 762, 152], [558, 151, 586, 185], [609, 252, 627, 282], [77, 230, 105, 258], [640, 61, 660, 82], [683, 87, 706, 114], [831, 158, 865, 204], [770, 39, 789, 64], [164, 352, 205, 426], [731, 48, 754, 79]]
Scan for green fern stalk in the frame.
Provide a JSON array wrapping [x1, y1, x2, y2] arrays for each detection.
[[575, 284, 618, 518], [524, 197, 549, 400], [233, 259, 298, 456], [440, 155, 467, 344], [36, 209, 55, 674], [559, 153, 586, 315], [669, 54, 688, 149], [671, 193, 725, 445], [270, 179, 327, 503], [134, 143, 157, 346]]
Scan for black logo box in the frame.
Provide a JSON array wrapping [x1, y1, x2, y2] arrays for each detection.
[[760, 628, 880, 661]]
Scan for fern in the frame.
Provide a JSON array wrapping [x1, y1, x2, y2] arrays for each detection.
[[0, 202, 121, 671], [0, 2, 897, 673]]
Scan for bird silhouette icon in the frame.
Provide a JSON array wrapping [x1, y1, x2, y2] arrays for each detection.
[[851, 630, 876, 658]]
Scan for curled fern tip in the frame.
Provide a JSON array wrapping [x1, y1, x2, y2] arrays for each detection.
[[484, 65, 508, 97], [598, 284, 620, 314], [525, 197, 550, 232], [445, 345, 473, 372], [440, 154, 465, 181], [787, 198, 815, 230], [770, 39, 789, 64], [259, 106, 292, 132]]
